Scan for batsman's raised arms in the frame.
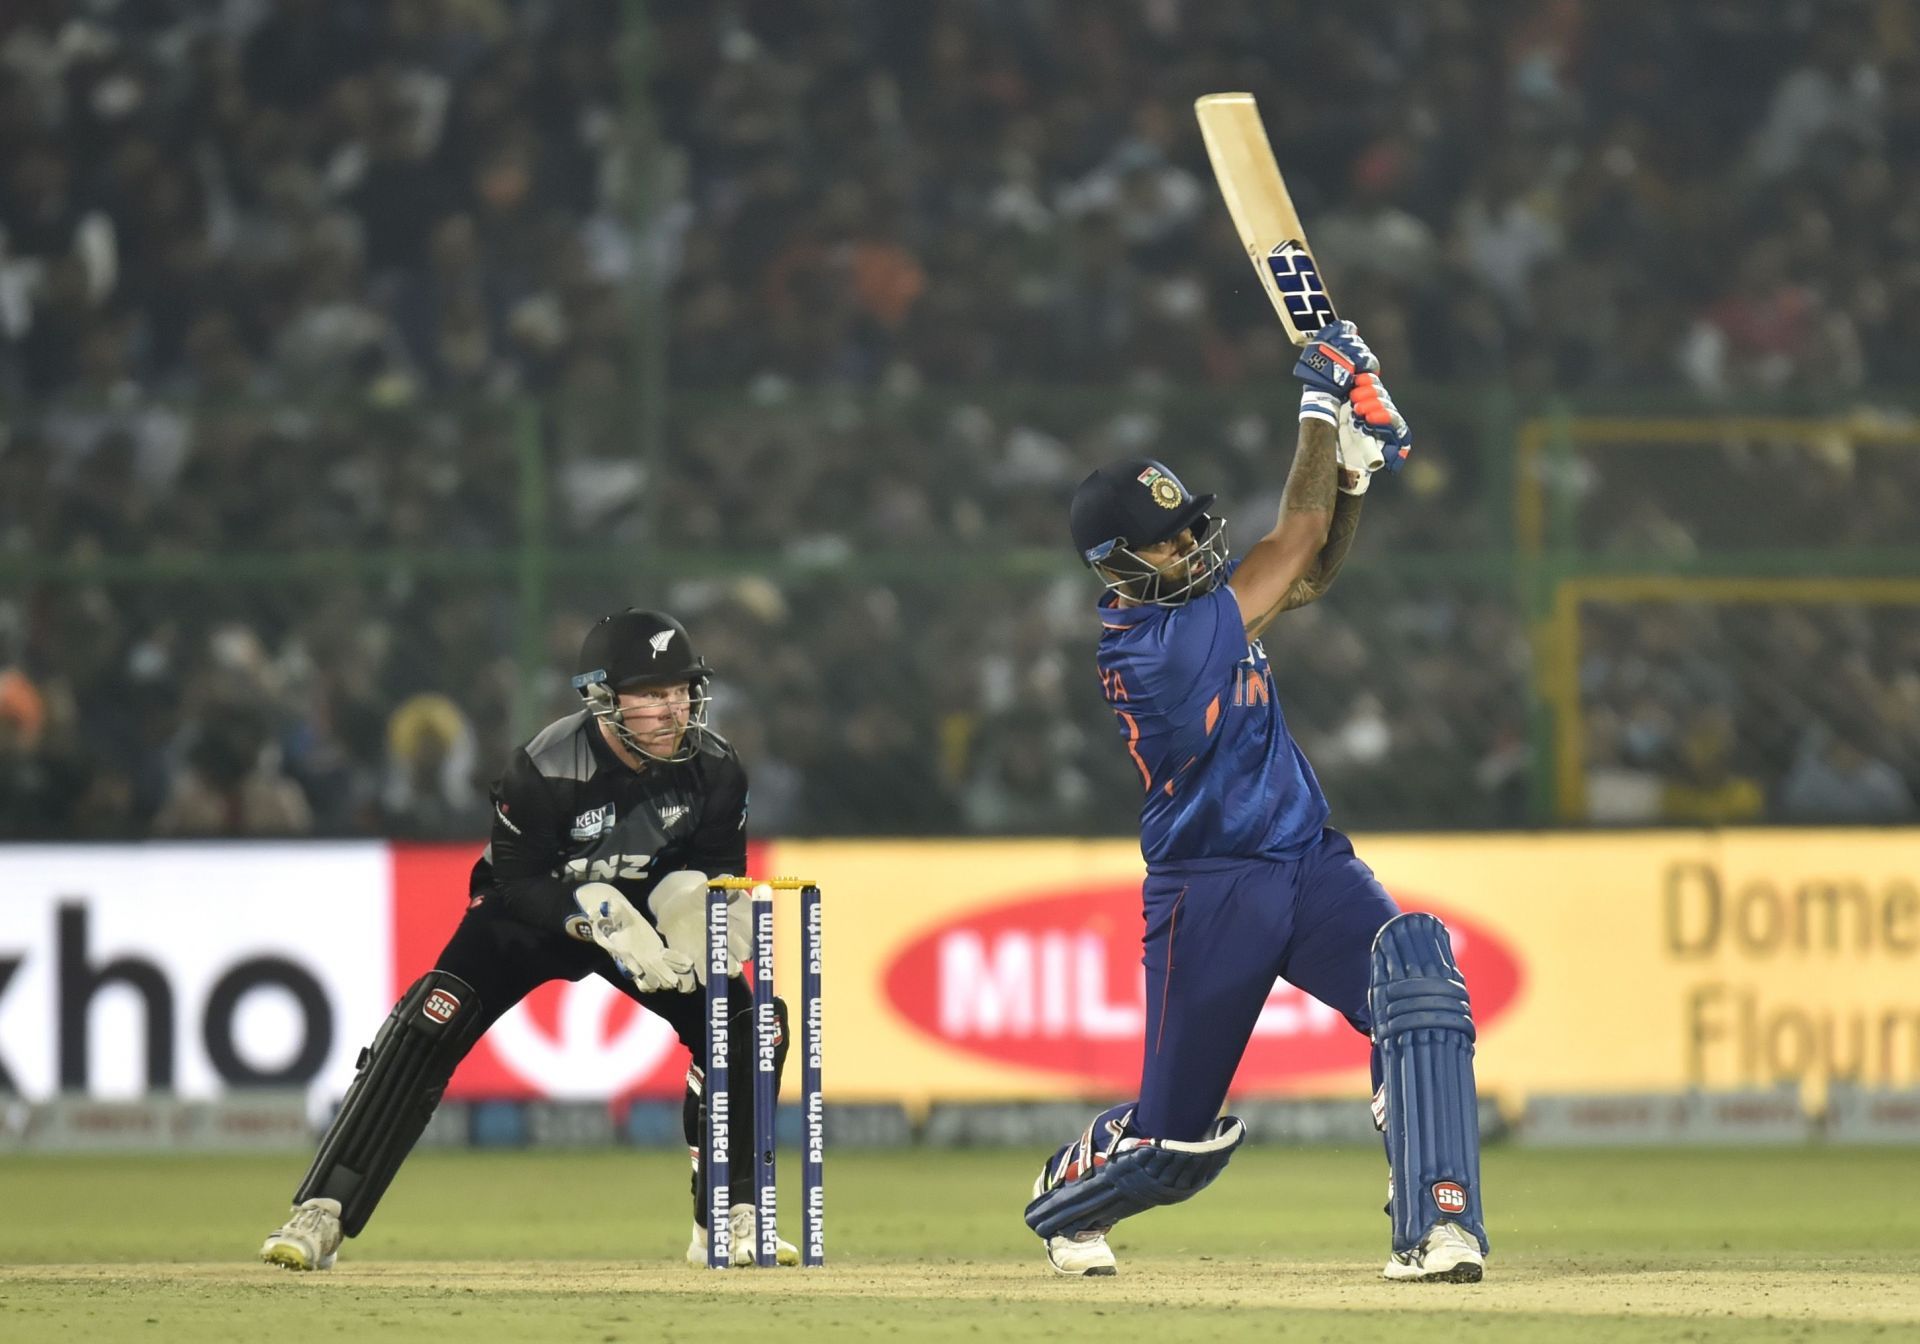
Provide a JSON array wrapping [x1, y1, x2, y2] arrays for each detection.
[[1195, 92, 1336, 346]]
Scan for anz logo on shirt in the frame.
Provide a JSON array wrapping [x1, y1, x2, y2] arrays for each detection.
[[1232, 640, 1272, 709], [563, 854, 653, 882]]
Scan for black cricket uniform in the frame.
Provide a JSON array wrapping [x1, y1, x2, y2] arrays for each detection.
[[279, 608, 775, 1249], [431, 708, 770, 1219], [470, 706, 748, 938]]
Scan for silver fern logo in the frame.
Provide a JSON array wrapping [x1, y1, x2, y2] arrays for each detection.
[[649, 630, 675, 657]]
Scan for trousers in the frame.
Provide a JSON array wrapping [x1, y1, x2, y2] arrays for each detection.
[[1135, 827, 1398, 1139]]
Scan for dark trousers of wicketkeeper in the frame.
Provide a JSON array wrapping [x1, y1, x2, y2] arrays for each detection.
[[432, 902, 776, 1223]]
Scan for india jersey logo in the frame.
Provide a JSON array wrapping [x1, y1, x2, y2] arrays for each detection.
[[1233, 640, 1272, 708]]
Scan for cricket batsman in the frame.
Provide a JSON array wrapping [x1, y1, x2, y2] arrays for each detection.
[[261, 608, 796, 1269], [1025, 321, 1488, 1282]]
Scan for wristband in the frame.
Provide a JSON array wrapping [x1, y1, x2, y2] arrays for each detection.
[[1299, 389, 1341, 425]]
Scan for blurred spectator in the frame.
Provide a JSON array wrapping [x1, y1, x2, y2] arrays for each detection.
[[151, 706, 313, 836], [1748, 25, 1886, 178], [4, 0, 1918, 840], [0, 0, 627, 403], [381, 692, 483, 837], [792, 703, 947, 834], [961, 710, 1093, 835], [0, 1, 1909, 402], [1659, 707, 1765, 826], [1778, 721, 1915, 824], [0, 664, 46, 746], [712, 707, 804, 837], [0, 664, 66, 836]]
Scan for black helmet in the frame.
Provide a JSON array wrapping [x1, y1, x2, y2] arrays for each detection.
[[1068, 458, 1230, 606], [572, 609, 715, 762]]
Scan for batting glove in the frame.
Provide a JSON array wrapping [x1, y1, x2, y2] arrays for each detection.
[[575, 882, 696, 993], [1349, 371, 1411, 470], [1334, 402, 1382, 495], [1293, 319, 1379, 403]]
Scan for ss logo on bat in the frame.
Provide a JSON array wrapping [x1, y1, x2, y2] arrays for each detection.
[[1266, 242, 1337, 331]]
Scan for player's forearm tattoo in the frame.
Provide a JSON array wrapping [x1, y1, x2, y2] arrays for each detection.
[[1244, 420, 1345, 639], [1286, 491, 1364, 607], [1248, 503, 1359, 635], [1281, 419, 1339, 518]]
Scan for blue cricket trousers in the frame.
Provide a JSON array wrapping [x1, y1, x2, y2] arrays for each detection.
[[1134, 826, 1399, 1140]]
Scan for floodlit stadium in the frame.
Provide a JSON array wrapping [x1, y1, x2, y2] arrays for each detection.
[[2, 2, 1917, 1340]]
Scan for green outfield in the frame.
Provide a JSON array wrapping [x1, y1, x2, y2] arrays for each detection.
[[2, 1146, 1916, 1342]]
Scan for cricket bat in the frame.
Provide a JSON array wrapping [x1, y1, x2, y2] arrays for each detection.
[[1194, 92, 1337, 346]]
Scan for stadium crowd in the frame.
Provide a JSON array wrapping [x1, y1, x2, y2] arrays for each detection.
[[1, 0, 1915, 838]]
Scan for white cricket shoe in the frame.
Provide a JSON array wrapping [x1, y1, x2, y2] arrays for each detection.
[[686, 1204, 800, 1266], [1382, 1220, 1484, 1283], [261, 1197, 343, 1271], [1029, 1158, 1116, 1276], [1044, 1230, 1117, 1277]]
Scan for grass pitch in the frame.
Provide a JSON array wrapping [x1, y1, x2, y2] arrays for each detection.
[[2, 1145, 1916, 1342]]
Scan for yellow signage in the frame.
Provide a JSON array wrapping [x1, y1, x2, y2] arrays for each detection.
[[765, 831, 1920, 1111]]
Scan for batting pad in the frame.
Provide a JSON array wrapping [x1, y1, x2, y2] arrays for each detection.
[[1024, 1113, 1245, 1240], [295, 969, 485, 1236], [1369, 913, 1489, 1255]]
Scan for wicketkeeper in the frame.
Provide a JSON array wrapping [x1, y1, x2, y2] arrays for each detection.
[[1027, 321, 1488, 1281], [261, 608, 795, 1270]]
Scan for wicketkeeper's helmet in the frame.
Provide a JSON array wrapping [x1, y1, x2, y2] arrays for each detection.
[[572, 609, 715, 763]]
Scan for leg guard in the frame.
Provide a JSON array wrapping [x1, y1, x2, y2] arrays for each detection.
[[294, 970, 485, 1237], [686, 995, 788, 1225], [1024, 1104, 1245, 1240], [1370, 913, 1488, 1255]]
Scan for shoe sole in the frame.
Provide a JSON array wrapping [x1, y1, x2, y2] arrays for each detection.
[[261, 1242, 319, 1272], [687, 1246, 804, 1267], [1045, 1247, 1117, 1278], [1384, 1258, 1483, 1283]]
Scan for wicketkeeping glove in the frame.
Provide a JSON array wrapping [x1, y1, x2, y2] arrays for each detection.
[[574, 881, 696, 993], [647, 869, 753, 986], [1349, 371, 1412, 470]]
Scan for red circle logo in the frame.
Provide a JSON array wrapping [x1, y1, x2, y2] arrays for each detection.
[[882, 881, 1523, 1090]]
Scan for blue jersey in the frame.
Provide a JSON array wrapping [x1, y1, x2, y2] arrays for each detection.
[[1094, 563, 1329, 867]]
